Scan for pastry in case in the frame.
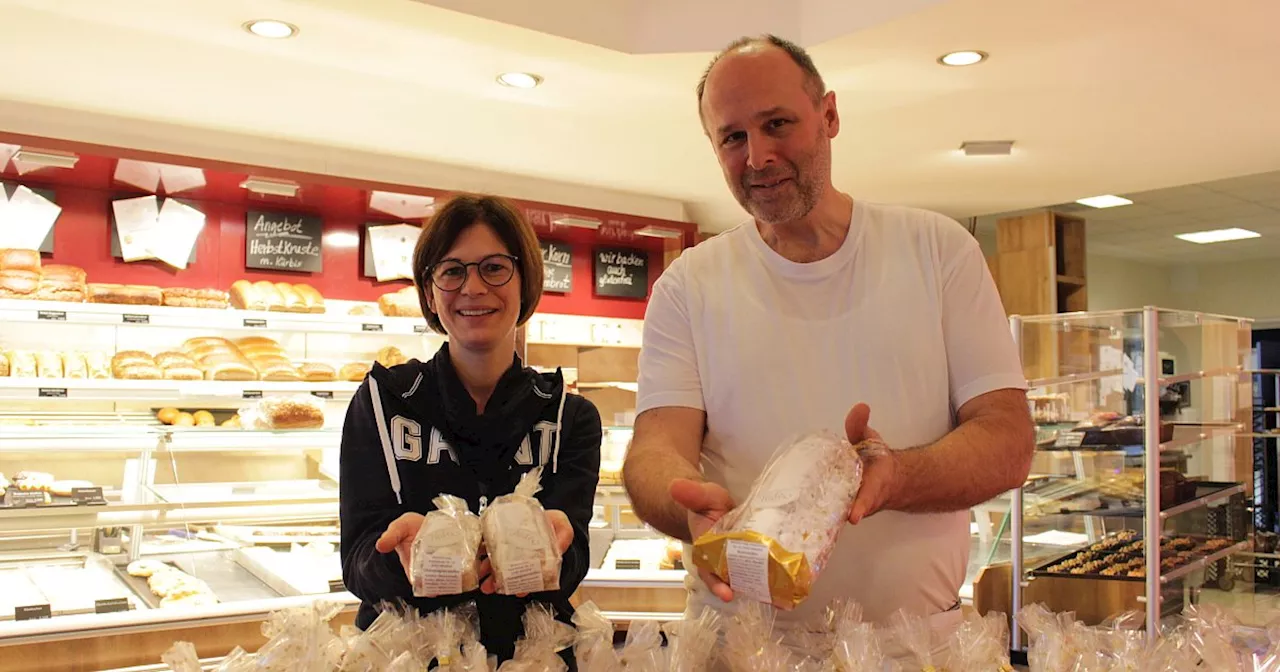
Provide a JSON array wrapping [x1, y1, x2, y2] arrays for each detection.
[[162, 287, 229, 309]]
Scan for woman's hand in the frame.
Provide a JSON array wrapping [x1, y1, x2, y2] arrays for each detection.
[[478, 509, 575, 597], [375, 512, 425, 577]]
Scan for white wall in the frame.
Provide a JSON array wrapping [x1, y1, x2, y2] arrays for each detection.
[[1086, 254, 1173, 312], [1087, 255, 1280, 324]]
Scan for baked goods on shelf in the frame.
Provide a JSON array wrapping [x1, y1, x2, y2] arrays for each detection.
[[0, 352, 8, 377], [378, 286, 423, 317], [7, 350, 35, 378], [35, 264, 87, 302], [273, 282, 305, 312], [13, 471, 54, 492], [293, 284, 325, 313], [143, 564, 219, 609], [154, 351, 203, 380], [227, 280, 325, 313], [376, 345, 407, 367], [112, 351, 162, 380], [0, 249, 40, 273], [61, 352, 88, 379], [161, 287, 229, 310], [88, 283, 163, 306], [229, 280, 267, 311], [240, 396, 325, 430], [348, 304, 378, 316], [299, 363, 336, 382], [0, 269, 38, 298], [35, 351, 62, 378], [340, 362, 371, 382], [85, 351, 110, 379]]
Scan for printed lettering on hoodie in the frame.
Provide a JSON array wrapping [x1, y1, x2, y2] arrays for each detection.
[[405, 418, 560, 467]]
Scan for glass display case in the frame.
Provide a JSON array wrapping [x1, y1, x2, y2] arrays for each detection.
[[981, 307, 1256, 650]]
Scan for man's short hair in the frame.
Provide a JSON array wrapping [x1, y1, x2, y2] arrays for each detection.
[[695, 34, 827, 108]]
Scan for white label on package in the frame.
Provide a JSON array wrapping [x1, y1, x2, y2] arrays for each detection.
[[725, 539, 772, 604], [420, 555, 463, 595], [753, 487, 800, 509], [502, 558, 544, 595]]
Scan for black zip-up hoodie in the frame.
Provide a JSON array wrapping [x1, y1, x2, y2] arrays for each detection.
[[339, 342, 602, 666]]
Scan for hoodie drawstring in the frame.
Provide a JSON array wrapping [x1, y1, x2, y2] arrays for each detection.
[[552, 380, 567, 474], [368, 376, 403, 505]]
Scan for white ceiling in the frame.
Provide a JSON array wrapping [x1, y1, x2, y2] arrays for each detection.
[[0, 0, 1278, 233]]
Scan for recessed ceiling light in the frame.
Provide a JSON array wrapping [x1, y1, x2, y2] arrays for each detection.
[[1075, 195, 1133, 209], [1175, 228, 1261, 244], [497, 72, 543, 89], [938, 50, 988, 67], [244, 20, 298, 39]]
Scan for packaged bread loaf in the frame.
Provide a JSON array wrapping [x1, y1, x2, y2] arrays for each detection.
[[61, 352, 87, 379], [692, 431, 868, 609], [84, 352, 110, 379], [161, 288, 228, 309], [7, 351, 36, 378], [411, 494, 482, 597], [480, 467, 561, 595], [35, 351, 62, 378], [240, 395, 325, 430]]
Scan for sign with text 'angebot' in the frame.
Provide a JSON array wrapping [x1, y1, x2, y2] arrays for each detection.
[[593, 247, 648, 299], [245, 210, 323, 273]]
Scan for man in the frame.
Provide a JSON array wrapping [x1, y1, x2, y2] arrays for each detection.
[[623, 34, 1035, 643]]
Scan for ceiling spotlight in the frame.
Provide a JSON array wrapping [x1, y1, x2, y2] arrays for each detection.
[[497, 72, 543, 89], [240, 177, 300, 198], [1075, 195, 1133, 209], [938, 50, 988, 67], [244, 19, 298, 39], [1175, 228, 1260, 244]]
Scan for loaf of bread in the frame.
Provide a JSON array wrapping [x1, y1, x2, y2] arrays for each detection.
[[250, 397, 325, 430], [0, 249, 40, 273], [258, 365, 301, 382], [339, 362, 371, 382], [293, 284, 325, 313], [34, 286, 85, 302], [0, 269, 39, 297], [62, 352, 87, 379], [234, 336, 280, 350], [88, 283, 162, 305], [376, 346, 407, 367], [162, 366, 204, 381], [39, 265, 86, 287], [84, 352, 111, 379], [112, 351, 155, 368], [181, 337, 233, 352], [299, 363, 336, 382], [154, 352, 195, 369], [161, 288, 229, 310], [116, 363, 162, 380], [7, 351, 35, 378], [35, 351, 62, 378], [348, 304, 378, 316], [229, 280, 266, 311], [206, 361, 257, 381], [270, 283, 305, 313], [377, 286, 423, 318], [253, 281, 284, 311]]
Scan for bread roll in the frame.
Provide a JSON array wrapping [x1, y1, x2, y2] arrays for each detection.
[[173, 412, 195, 427], [293, 284, 325, 313], [8, 351, 36, 378], [205, 361, 257, 381], [156, 407, 180, 424], [299, 363, 335, 382], [62, 352, 87, 379], [252, 281, 284, 311], [229, 280, 265, 311], [0, 270, 39, 295], [36, 351, 62, 378], [339, 362, 371, 382], [193, 410, 215, 427], [0, 249, 40, 273], [273, 283, 305, 313]]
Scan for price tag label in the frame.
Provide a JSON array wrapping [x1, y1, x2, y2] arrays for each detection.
[[1055, 432, 1086, 448], [15, 604, 51, 621], [37, 310, 66, 321], [122, 313, 150, 324], [311, 390, 334, 399], [328, 579, 346, 593], [242, 390, 263, 400], [361, 323, 383, 332], [413, 324, 428, 334], [72, 487, 106, 506], [4, 488, 46, 508], [614, 559, 642, 571], [94, 598, 130, 614], [243, 318, 267, 328], [38, 388, 68, 398]]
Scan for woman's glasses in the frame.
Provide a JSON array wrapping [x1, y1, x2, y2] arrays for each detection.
[[427, 254, 518, 292]]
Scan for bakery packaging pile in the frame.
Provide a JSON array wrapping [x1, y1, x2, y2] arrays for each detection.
[[692, 431, 871, 608]]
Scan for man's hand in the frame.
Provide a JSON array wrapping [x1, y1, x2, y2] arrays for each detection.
[[670, 478, 736, 603], [845, 403, 901, 525], [479, 509, 575, 597], [375, 511, 426, 577]]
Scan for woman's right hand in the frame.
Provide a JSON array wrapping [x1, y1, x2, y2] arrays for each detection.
[[375, 512, 425, 577]]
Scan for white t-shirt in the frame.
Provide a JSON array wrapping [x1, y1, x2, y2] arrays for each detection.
[[636, 201, 1027, 627]]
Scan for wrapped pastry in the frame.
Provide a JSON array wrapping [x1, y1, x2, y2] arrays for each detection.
[[61, 352, 87, 379], [891, 610, 941, 672], [480, 467, 561, 595], [692, 431, 867, 608], [35, 351, 62, 378], [411, 494, 482, 597], [720, 601, 794, 672], [663, 607, 721, 672], [572, 601, 619, 672], [84, 352, 111, 379], [425, 602, 482, 671], [616, 620, 664, 672], [824, 601, 885, 672], [8, 350, 36, 378], [504, 603, 575, 672]]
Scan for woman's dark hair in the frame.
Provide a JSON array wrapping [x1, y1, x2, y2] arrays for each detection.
[[412, 194, 545, 335]]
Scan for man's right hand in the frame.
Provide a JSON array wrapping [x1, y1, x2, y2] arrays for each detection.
[[669, 478, 736, 603], [375, 512, 425, 577]]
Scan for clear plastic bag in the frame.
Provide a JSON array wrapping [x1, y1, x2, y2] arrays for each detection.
[[501, 603, 575, 672], [412, 494, 483, 597], [617, 619, 664, 672], [663, 606, 721, 672], [238, 394, 326, 430], [572, 600, 620, 672], [890, 610, 941, 672], [481, 468, 561, 595], [692, 431, 867, 608], [720, 602, 794, 672], [946, 611, 1012, 672], [825, 601, 887, 672], [160, 641, 201, 672]]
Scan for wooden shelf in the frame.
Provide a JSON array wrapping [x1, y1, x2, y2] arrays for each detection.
[[1056, 274, 1087, 286]]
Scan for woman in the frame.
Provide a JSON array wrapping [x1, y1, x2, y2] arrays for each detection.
[[339, 194, 602, 667]]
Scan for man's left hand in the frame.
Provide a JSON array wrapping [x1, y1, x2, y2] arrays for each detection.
[[845, 403, 901, 524]]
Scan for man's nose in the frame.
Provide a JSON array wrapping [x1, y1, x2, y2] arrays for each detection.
[[746, 133, 777, 171]]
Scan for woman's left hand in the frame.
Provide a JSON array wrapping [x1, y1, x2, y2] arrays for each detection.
[[478, 509, 575, 596]]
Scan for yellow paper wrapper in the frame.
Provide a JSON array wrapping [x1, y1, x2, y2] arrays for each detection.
[[691, 530, 813, 609]]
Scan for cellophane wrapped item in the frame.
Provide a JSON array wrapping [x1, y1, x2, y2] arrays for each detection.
[[257, 599, 347, 672], [720, 601, 795, 672], [823, 600, 887, 672], [1185, 603, 1246, 670], [945, 611, 1012, 671], [499, 603, 575, 672], [425, 602, 483, 670], [663, 606, 721, 672], [617, 619, 665, 672], [572, 601, 620, 672], [692, 431, 868, 608], [412, 494, 483, 597], [339, 602, 420, 671], [482, 467, 561, 595], [212, 647, 255, 672], [890, 610, 942, 672], [160, 641, 201, 672]]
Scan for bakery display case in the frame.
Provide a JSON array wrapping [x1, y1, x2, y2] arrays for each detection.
[[973, 307, 1257, 650]]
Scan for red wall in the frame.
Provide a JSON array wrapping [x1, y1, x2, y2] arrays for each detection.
[[3, 145, 692, 321]]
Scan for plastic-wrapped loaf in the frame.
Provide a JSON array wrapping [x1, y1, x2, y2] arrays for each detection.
[[616, 620, 664, 672], [339, 603, 419, 671], [255, 600, 346, 672], [499, 603, 575, 672], [426, 603, 484, 671], [572, 600, 620, 672], [720, 602, 795, 672], [662, 606, 721, 672], [822, 601, 886, 672], [693, 431, 868, 608], [481, 468, 561, 595], [160, 641, 201, 672], [891, 610, 943, 672], [945, 611, 1014, 672], [412, 494, 482, 597]]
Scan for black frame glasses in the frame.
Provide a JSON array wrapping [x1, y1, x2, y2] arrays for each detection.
[[426, 254, 519, 292]]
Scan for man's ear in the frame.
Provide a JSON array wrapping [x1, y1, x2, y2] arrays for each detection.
[[823, 91, 840, 139]]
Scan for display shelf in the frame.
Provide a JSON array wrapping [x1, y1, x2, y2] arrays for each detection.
[[1158, 366, 1245, 386], [162, 428, 341, 453], [1159, 541, 1250, 584], [1025, 481, 1244, 519], [1159, 424, 1243, 453], [1027, 369, 1125, 389], [0, 378, 360, 403]]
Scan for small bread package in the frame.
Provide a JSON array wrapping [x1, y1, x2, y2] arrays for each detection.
[[412, 494, 482, 597], [692, 431, 868, 609], [481, 467, 561, 595]]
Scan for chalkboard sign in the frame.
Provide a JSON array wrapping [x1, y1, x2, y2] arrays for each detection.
[[593, 247, 649, 299], [2, 182, 57, 254], [245, 210, 323, 273], [540, 241, 572, 293]]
